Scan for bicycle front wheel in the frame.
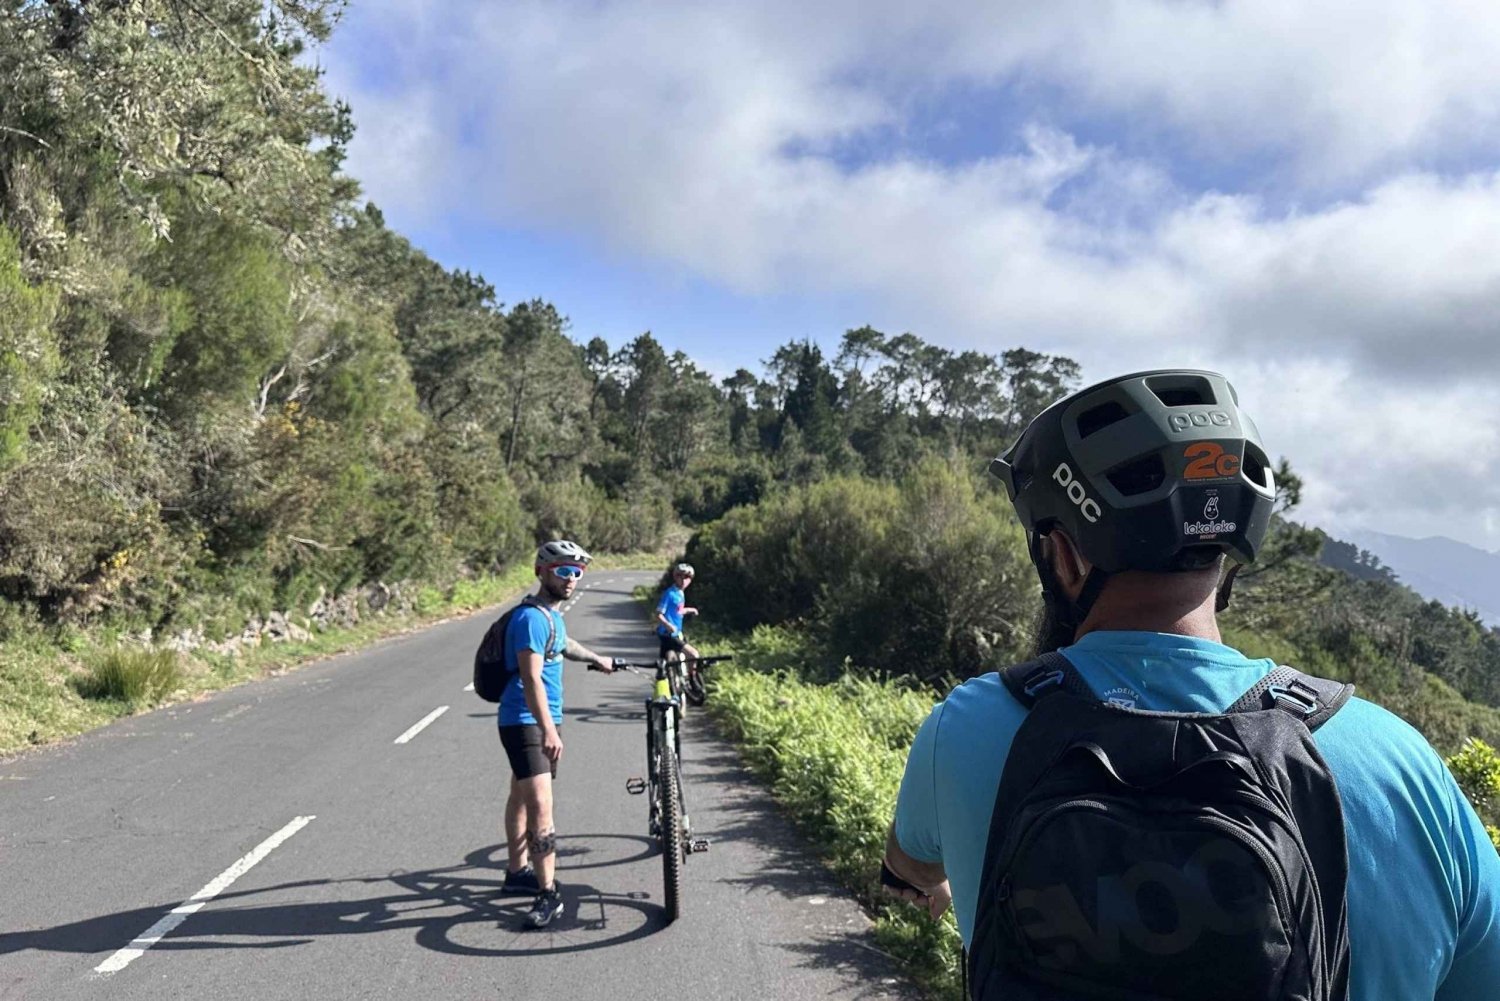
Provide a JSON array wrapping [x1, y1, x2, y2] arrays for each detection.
[[659, 741, 684, 924]]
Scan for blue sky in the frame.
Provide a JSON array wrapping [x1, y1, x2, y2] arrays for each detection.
[[319, 1, 1500, 555]]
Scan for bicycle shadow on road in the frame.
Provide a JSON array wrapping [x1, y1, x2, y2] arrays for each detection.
[[0, 836, 667, 962]]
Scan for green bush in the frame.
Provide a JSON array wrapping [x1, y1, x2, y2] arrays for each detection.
[[525, 473, 676, 554], [688, 459, 1037, 683], [74, 648, 185, 705], [1448, 738, 1500, 847], [709, 635, 962, 999], [673, 454, 772, 524], [413, 585, 445, 616]]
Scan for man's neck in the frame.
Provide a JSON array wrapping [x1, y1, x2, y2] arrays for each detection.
[[1075, 603, 1220, 644], [532, 588, 562, 610]]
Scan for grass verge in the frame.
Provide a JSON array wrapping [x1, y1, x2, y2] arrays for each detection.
[[0, 550, 671, 758], [702, 625, 963, 1001]]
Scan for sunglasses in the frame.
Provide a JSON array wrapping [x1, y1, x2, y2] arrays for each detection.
[[550, 564, 585, 580]]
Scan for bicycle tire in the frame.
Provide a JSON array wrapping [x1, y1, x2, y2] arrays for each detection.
[[685, 668, 707, 706], [660, 741, 684, 924]]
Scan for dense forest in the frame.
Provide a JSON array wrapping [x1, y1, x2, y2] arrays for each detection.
[[3, 2, 1498, 838]]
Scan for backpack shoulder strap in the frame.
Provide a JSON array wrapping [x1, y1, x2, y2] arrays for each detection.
[[1226, 665, 1355, 731], [504, 596, 560, 664], [541, 605, 559, 660], [1000, 651, 1098, 709]]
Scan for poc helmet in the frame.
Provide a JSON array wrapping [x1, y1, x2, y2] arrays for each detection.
[[991, 369, 1276, 620], [673, 563, 695, 577], [535, 539, 592, 567]]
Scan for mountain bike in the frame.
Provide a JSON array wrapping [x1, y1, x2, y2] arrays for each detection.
[[611, 655, 732, 923]]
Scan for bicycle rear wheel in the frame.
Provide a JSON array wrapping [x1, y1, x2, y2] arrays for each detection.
[[685, 667, 707, 706], [659, 741, 684, 924]]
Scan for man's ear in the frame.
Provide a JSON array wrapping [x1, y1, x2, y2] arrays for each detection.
[[1041, 529, 1092, 599]]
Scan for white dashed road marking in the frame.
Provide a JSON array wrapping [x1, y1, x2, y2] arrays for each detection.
[[463, 682, 474, 692], [393, 706, 449, 744], [93, 815, 315, 976]]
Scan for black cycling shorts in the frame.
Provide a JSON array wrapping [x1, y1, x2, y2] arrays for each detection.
[[500, 724, 557, 780], [658, 631, 687, 658]]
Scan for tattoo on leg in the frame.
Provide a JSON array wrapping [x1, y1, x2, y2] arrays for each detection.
[[527, 828, 557, 858]]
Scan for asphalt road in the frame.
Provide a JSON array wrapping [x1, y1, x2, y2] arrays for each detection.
[[0, 571, 917, 1000]]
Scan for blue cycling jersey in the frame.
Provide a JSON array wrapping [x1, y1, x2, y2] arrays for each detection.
[[893, 630, 1500, 1000], [656, 585, 686, 637], [497, 603, 566, 727]]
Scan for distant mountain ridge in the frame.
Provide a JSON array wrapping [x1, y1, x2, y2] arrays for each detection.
[[1340, 529, 1500, 628]]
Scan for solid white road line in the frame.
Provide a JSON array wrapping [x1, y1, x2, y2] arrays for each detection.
[[93, 815, 316, 976], [394, 706, 449, 744]]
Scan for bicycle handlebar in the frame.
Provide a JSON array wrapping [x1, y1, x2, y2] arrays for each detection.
[[606, 655, 734, 672]]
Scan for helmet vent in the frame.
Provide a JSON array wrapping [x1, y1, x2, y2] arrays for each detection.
[[1076, 400, 1131, 439], [1146, 374, 1217, 407], [1105, 455, 1166, 496], [1242, 445, 1272, 489]]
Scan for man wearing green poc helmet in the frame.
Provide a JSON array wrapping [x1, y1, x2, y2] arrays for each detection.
[[498, 539, 615, 930], [883, 370, 1499, 999]]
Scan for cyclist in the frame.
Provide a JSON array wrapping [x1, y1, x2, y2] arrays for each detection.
[[655, 562, 700, 666], [884, 370, 1499, 998], [499, 539, 615, 930]]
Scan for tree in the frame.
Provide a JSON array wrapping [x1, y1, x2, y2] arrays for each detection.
[[995, 348, 1080, 442], [0, 226, 59, 471], [617, 332, 671, 468]]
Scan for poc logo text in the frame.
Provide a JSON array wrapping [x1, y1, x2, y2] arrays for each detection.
[[1168, 410, 1232, 433], [1053, 463, 1102, 523]]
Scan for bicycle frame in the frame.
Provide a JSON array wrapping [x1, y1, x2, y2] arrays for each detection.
[[615, 655, 731, 923], [645, 665, 682, 829]]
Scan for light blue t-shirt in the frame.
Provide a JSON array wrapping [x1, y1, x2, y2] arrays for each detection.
[[656, 585, 686, 637], [893, 630, 1500, 1000], [497, 602, 566, 726]]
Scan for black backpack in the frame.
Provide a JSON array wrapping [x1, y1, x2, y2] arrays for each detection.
[[967, 652, 1354, 1001], [472, 598, 559, 703]]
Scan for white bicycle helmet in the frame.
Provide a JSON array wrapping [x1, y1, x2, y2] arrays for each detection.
[[673, 562, 695, 576], [536, 539, 592, 566]]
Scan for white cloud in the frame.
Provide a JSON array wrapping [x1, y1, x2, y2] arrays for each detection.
[[323, 85, 456, 219], [320, 0, 1500, 550]]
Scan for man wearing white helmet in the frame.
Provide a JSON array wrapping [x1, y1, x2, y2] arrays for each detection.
[[499, 539, 615, 930]]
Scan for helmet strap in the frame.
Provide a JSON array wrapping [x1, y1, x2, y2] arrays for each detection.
[[1074, 567, 1111, 621], [1029, 532, 1111, 635], [1214, 561, 1242, 613]]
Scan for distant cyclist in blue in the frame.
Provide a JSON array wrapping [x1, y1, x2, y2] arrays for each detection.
[[655, 562, 700, 663], [884, 370, 1499, 999], [498, 540, 614, 930]]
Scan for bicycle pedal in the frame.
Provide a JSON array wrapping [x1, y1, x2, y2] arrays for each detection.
[[625, 777, 646, 794], [689, 838, 711, 853]]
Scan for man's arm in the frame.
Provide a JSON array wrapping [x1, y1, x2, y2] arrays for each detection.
[[883, 705, 953, 920], [517, 649, 563, 763], [883, 824, 952, 919], [563, 636, 613, 671], [1438, 773, 1500, 999]]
